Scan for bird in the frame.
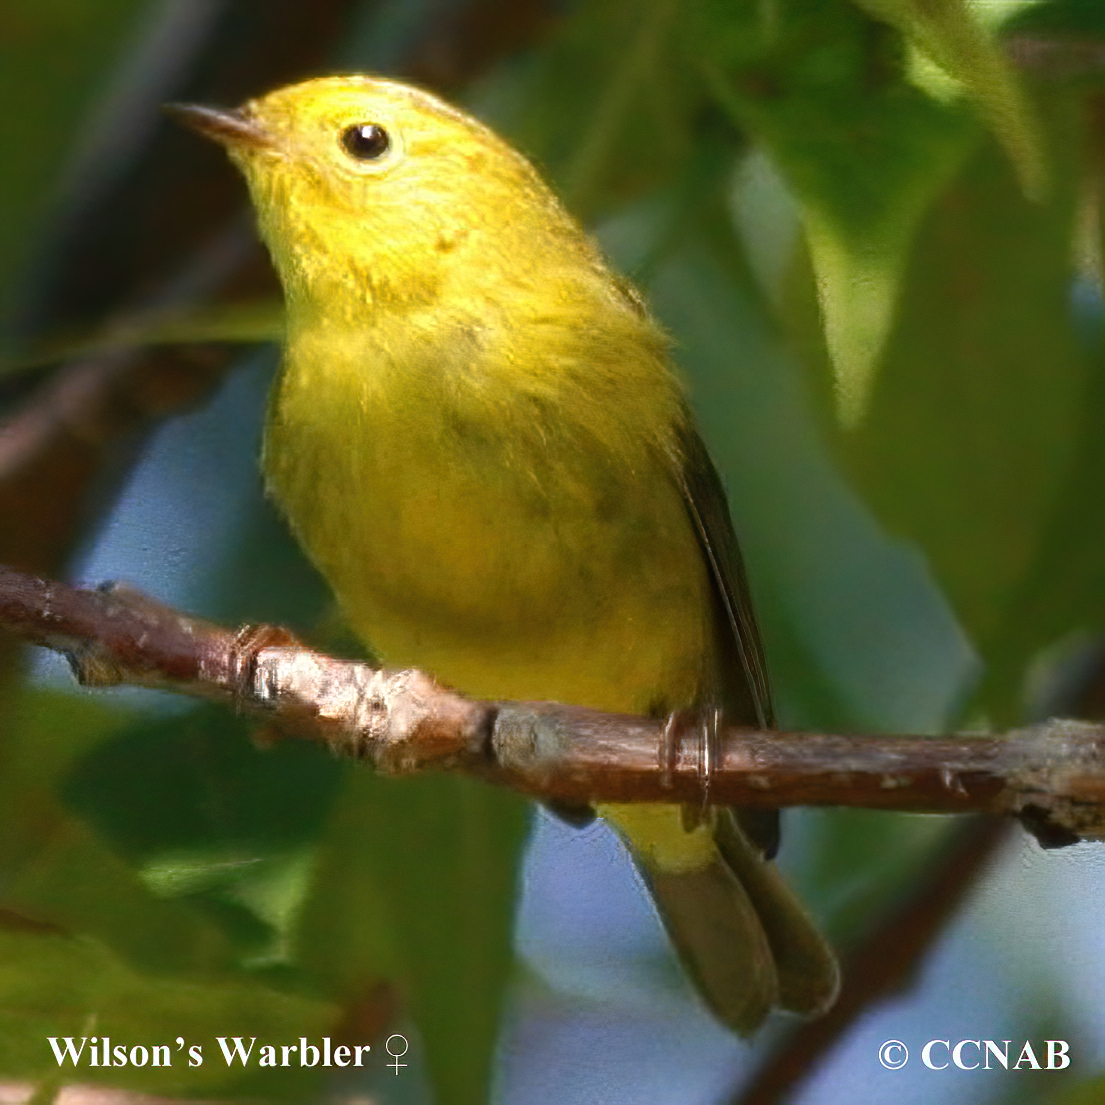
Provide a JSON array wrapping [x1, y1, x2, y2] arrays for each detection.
[[168, 74, 839, 1034]]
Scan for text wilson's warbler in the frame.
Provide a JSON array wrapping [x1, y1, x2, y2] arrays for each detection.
[[171, 76, 839, 1034]]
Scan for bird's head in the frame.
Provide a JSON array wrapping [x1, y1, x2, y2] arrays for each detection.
[[168, 75, 575, 319]]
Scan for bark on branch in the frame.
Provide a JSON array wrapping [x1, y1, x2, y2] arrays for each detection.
[[1, 564, 1102, 843]]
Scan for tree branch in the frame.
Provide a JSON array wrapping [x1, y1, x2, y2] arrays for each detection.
[[2, 564, 1103, 841]]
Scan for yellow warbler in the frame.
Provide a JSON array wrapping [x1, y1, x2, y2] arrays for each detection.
[[170, 76, 838, 1033]]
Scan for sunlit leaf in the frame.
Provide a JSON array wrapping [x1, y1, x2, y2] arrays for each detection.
[[692, 0, 978, 425], [853, 0, 1049, 198]]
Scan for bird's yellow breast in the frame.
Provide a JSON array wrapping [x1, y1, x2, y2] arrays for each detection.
[[264, 301, 716, 718]]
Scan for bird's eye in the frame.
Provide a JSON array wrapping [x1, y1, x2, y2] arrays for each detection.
[[340, 123, 390, 161]]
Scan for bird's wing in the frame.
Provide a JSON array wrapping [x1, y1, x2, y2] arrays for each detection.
[[671, 419, 774, 730]]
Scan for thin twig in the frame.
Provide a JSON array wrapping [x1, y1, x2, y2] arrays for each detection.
[[3, 564, 1105, 840]]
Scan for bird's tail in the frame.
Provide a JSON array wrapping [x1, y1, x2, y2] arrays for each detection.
[[620, 806, 839, 1035]]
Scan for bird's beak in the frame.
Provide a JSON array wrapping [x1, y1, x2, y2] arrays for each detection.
[[163, 103, 272, 151]]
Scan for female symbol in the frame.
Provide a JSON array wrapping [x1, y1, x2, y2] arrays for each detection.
[[385, 1034, 409, 1075]]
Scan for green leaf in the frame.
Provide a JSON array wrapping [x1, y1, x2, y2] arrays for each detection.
[[62, 704, 343, 966], [853, 0, 1049, 198], [0, 692, 343, 1100], [832, 100, 1088, 719], [976, 306, 1105, 709], [0, 927, 335, 1096], [693, 0, 977, 425], [1007, 0, 1105, 38], [605, 179, 977, 734], [0, 693, 239, 975], [296, 768, 529, 1105]]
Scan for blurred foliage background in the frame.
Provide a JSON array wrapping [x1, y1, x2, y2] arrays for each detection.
[[4, 0, 1105, 1102]]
